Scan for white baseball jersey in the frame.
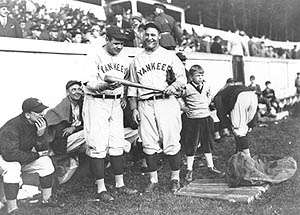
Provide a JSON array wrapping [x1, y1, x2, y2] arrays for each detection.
[[83, 46, 131, 158], [84, 46, 131, 96], [127, 46, 187, 155], [127, 46, 186, 99]]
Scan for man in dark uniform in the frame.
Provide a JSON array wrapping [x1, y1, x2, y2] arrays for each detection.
[[0, 98, 62, 214], [0, 2, 22, 38], [152, 3, 181, 50]]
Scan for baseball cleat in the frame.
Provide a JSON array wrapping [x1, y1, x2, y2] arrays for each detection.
[[40, 196, 65, 208], [116, 186, 138, 195], [144, 182, 159, 193], [170, 180, 180, 193], [96, 191, 114, 202], [207, 167, 225, 177], [185, 170, 193, 182]]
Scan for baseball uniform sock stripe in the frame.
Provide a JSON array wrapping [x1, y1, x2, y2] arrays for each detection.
[[167, 151, 181, 171], [149, 171, 158, 183], [40, 174, 53, 189], [110, 155, 124, 176], [186, 156, 195, 171], [171, 170, 180, 181], [89, 157, 105, 179], [3, 183, 19, 200], [115, 174, 125, 188], [145, 153, 158, 172], [95, 179, 107, 193]]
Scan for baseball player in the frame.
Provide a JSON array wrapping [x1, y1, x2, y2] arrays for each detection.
[[0, 98, 62, 214], [128, 22, 187, 193], [214, 81, 258, 157], [180, 65, 224, 182], [83, 25, 137, 202]]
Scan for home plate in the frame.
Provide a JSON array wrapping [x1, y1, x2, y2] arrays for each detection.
[[175, 179, 270, 203]]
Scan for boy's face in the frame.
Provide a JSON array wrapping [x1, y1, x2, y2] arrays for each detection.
[[192, 72, 204, 85]]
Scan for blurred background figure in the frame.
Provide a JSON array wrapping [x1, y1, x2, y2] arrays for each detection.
[[0, 1, 22, 38]]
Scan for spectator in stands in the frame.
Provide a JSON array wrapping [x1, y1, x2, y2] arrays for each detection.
[[0, 2, 22, 38], [248, 75, 262, 98], [291, 45, 297, 59], [89, 24, 106, 46], [262, 81, 280, 113], [0, 98, 62, 214], [295, 72, 300, 94], [27, 24, 41, 40], [152, 3, 182, 50], [248, 34, 258, 57], [44, 81, 85, 155], [210, 36, 223, 54], [72, 30, 83, 43], [228, 30, 247, 83], [131, 13, 144, 48]]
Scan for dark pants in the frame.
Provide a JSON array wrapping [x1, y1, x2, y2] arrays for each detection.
[[183, 116, 215, 156]]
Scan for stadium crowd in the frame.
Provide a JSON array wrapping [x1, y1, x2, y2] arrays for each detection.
[[0, 0, 299, 59]]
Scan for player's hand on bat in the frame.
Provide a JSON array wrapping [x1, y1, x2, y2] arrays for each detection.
[[106, 82, 122, 90], [62, 126, 76, 137], [132, 109, 140, 125], [35, 117, 47, 136], [38, 150, 49, 156], [163, 85, 177, 95], [120, 98, 127, 109]]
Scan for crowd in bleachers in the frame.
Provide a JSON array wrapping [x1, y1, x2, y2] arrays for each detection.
[[0, 0, 299, 59]]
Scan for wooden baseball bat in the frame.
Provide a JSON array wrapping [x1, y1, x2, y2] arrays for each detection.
[[104, 75, 163, 92]]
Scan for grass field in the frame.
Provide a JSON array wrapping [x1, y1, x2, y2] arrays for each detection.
[[5, 114, 300, 215]]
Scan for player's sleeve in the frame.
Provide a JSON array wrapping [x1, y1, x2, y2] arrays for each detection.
[[170, 53, 187, 90], [127, 60, 138, 98], [84, 49, 104, 90]]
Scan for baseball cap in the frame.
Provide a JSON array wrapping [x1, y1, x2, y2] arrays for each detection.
[[106, 25, 128, 41], [0, 2, 9, 9], [22, 98, 48, 113], [66, 80, 81, 90], [154, 3, 166, 10], [144, 21, 162, 33], [131, 13, 143, 22]]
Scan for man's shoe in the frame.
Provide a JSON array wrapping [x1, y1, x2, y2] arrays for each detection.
[[41, 196, 65, 208], [170, 180, 180, 193], [208, 167, 225, 177], [8, 209, 21, 215], [116, 186, 138, 195], [185, 170, 193, 182], [96, 191, 114, 202], [144, 182, 158, 193]]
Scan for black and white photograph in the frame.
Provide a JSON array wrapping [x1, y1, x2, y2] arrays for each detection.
[[0, 0, 300, 214]]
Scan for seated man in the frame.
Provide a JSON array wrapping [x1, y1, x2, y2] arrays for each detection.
[[0, 98, 61, 214], [262, 81, 280, 114], [44, 80, 85, 154]]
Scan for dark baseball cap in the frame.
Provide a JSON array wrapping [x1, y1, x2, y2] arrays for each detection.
[[66, 80, 81, 90], [22, 98, 48, 113], [144, 21, 162, 33], [0, 2, 9, 8], [154, 3, 166, 10], [106, 25, 128, 41]]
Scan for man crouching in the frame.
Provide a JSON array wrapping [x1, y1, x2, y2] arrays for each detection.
[[0, 98, 62, 214]]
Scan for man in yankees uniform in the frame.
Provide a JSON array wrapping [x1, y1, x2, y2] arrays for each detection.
[[128, 22, 187, 193], [84, 26, 137, 202]]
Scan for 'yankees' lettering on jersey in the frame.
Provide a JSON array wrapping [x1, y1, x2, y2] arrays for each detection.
[[85, 47, 131, 96], [128, 47, 186, 99], [137, 62, 170, 76], [98, 63, 129, 75]]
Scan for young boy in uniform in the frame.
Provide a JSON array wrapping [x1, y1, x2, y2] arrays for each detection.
[[180, 65, 224, 182]]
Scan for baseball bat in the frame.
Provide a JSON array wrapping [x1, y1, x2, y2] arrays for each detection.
[[104, 75, 163, 92]]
